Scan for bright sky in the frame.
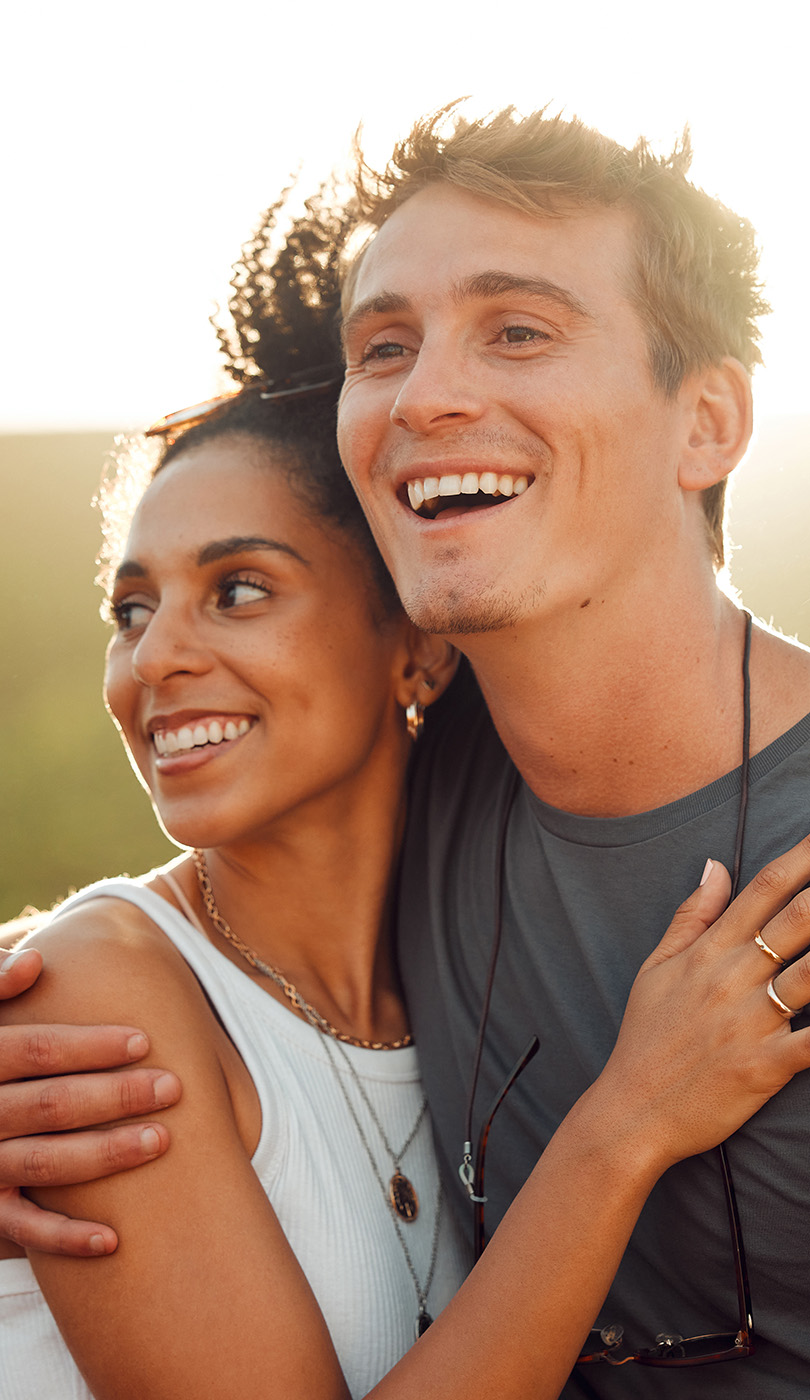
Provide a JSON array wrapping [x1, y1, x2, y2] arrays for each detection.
[[2, 0, 806, 432]]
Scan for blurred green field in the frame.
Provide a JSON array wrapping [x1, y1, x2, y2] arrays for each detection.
[[1, 422, 808, 922], [1, 433, 175, 923]]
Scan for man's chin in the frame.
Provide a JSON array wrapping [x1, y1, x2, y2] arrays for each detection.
[[398, 585, 523, 638]]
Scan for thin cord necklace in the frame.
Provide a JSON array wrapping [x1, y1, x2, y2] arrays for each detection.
[[459, 610, 755, 1268], [193, 850, 411, 1050], [192, 848, 443, 1335]]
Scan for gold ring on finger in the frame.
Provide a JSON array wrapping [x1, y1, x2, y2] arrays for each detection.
[[766, 977, 799, 1020], [754, 931, 786, 967]]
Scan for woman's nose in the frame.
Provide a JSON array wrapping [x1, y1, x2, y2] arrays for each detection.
[[131, 605, 210, 686]]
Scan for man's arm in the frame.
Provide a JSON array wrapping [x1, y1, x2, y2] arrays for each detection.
[[0, 943, 180, 1256]]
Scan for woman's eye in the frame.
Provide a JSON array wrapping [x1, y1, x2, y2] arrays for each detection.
[[110, 600, 153, 632], [218, 578, 270, 609]]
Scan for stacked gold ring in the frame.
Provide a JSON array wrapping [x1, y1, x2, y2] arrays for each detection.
[[754, 931, 786, 967], [766, 978, 799, 1020]]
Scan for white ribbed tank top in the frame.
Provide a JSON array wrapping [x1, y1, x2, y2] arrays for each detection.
[[0, 876, 470, 1399]]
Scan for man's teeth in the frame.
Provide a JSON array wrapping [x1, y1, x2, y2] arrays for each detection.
[[153, 718, 251, 757], [407, 472, 529, 514]]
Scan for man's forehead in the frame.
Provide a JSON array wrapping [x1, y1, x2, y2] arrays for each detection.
[[345, 185, 636, 315]]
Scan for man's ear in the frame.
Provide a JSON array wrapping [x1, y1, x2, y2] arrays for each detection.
[[677, 358, 753, 492], [395, 627, 459, 712]]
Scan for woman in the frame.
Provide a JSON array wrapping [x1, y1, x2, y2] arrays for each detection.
[[2, 196, 810, 1400]]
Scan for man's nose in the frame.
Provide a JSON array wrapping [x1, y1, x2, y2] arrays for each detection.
[[390, 341, 485, 433]]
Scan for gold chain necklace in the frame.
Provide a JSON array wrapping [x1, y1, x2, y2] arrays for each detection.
[[192, 849, 441, 1328], [192, 850, 412, 1052]]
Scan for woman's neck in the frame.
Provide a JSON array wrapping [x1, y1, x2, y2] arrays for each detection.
[[162, 788, 411, 1046]]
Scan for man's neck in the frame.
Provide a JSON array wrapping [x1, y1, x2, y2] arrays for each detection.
[[458, 587, 810, 818]]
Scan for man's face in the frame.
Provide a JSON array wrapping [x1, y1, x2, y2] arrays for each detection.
[[338, 184, 691, 638]]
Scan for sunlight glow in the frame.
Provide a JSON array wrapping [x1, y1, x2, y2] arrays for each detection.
[[2, 0, 805, 430]]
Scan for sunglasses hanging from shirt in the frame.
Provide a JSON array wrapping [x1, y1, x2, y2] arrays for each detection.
[[460, 613, 756, 1370]]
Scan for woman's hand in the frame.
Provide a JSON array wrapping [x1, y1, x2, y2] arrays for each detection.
[[0, 944, 180, 1256], [592, 838, 810, 1175]]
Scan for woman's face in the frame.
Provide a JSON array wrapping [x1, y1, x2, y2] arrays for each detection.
[[104, 436, 414, 850]]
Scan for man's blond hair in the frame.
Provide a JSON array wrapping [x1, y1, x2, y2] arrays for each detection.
[[345, 105, 770, 568]]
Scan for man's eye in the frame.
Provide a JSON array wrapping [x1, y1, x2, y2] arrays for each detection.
[[503, 325, 550, 344], [361, 340, 407, 362]]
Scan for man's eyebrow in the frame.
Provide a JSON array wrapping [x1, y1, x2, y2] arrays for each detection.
[[113, 536, 311, 583], [454, 271, 593, 320], [341, 275, 593, 344], [341, 292, 412, 347]]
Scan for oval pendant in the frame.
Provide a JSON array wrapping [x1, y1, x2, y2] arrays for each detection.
[[416, 1309, 433, 1339], [389, 1170, 419, 1222]]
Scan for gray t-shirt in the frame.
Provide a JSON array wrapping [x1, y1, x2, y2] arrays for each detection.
[[400, 671, 810, 1397]]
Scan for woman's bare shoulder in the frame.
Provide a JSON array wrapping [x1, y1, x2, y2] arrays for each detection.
[[9, 883, 262, 1155], [7, 888, 211, 1035]]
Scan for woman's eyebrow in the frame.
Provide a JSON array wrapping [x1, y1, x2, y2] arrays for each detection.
[[196, 536, 311, 568], [113, 536, 311, 585], [113, 560, 146, 583]]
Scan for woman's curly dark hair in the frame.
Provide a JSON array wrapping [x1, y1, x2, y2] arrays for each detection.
[[216, 184, 349, 387], [99, 187, 399, 614]]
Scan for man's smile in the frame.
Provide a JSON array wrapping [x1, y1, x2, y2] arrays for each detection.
[[405, 470, 532, 518]]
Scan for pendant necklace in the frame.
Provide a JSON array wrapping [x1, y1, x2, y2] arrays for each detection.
[[193, 849, 442, 1336], [316, 1028, 443, 1337]]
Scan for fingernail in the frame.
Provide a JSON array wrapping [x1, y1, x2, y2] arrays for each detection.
[[0, 949, 30, 970], [700, 859, 714, 886], [126, 1033, 148, 1059], [89, 1233, 108, 1255], [153, 1073, 178, 1106], [140, 1126, 162, 1155]]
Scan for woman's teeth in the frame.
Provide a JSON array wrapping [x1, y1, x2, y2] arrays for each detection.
[[153, 717, 251, 757], [407, 471, 529, 516]]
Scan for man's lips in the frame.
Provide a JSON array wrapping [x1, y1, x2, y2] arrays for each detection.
[[403, 469, 531, 519]]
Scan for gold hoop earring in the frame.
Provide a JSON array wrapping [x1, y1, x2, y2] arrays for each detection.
[[405, 701, 424, 742]]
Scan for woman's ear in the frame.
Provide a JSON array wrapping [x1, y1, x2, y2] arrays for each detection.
[[677, 357, 753, 492], [394, 627, 459, 712]]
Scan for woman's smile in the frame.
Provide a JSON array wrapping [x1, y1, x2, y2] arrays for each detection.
[[151, 713, 255, 768]]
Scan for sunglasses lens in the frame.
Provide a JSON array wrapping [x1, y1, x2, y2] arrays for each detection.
[[636, 1331, 751, 1366]]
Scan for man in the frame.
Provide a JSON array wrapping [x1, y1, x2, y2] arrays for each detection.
[[2, 106, 810, 1394], [334, 106, 810, 1395]]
